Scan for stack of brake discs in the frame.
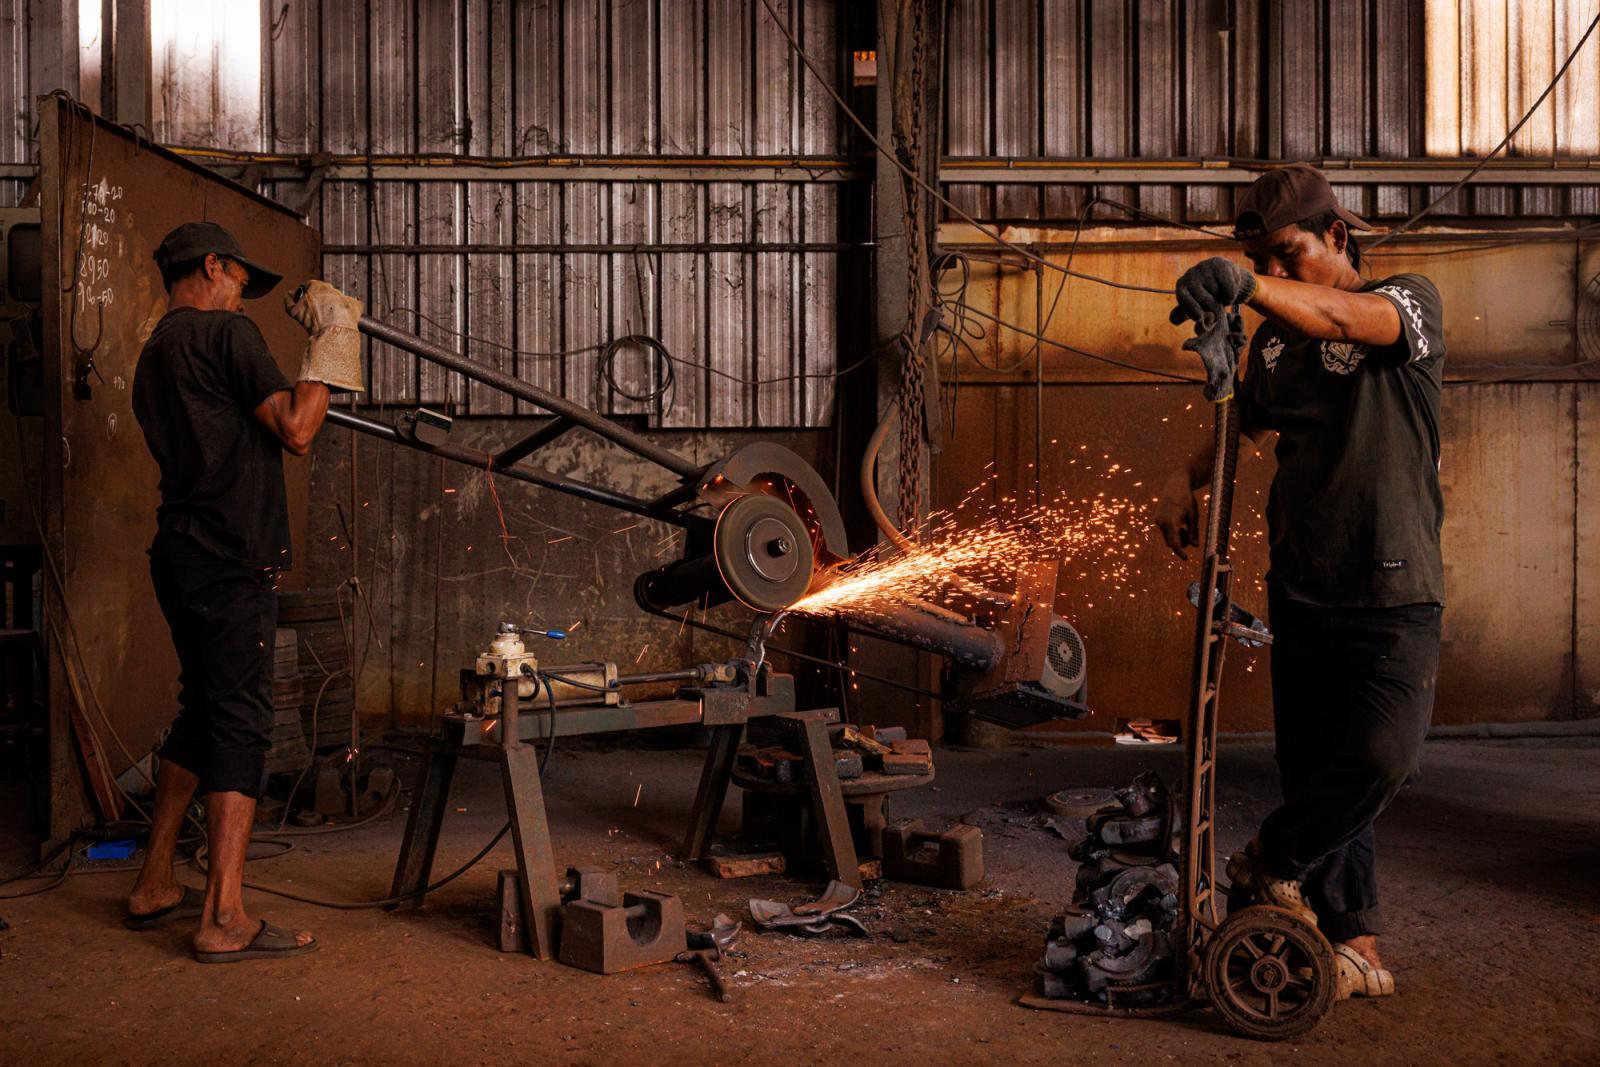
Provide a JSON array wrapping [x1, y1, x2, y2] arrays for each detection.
[[1034, 772, 1182, 1004], [265, 627, 310, 774]]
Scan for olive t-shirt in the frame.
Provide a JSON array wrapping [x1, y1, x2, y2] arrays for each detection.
[[1234, 273, 1446, 608], [132, 307, 293, 569]]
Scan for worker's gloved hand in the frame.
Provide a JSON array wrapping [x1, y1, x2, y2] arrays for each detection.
[[286, 280, 365, 393], [1168, 257, 1257, 326], [1182, 306, 1248, 403]]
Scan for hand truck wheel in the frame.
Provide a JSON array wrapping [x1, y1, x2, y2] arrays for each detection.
[[1203, 905, 1337, 1041]]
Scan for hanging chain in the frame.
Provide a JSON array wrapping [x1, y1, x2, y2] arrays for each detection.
[[894, 0, 930, 536]]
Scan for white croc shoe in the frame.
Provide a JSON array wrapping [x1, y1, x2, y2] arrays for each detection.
[[1334, 943, 1397, 1000]]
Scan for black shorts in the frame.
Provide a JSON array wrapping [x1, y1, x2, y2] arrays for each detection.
[[149, 530, 277, 798]]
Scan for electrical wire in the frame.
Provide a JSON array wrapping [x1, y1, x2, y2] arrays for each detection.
[[753, 0, 1172, 298], [0, 834, 77, 889], [951, 299, 1204, 384], [1367, 8, 1600, 251], [194, 822, 513, 911], [379, 303, 886, 391]]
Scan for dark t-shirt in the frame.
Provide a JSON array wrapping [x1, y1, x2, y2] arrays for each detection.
[[1234, 273, 1446, 608], [132, 307, 293, 569]]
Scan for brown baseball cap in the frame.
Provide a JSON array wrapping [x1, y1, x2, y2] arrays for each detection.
[[1232, 163, 1371, 241], [153, 221, 283, 299]]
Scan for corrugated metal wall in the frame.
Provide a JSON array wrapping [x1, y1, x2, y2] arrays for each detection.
[[253, 0, 848, 426], [8, 2, 1600, 411], [942, 0, 1600, 222], [0, 1, 52, 209]]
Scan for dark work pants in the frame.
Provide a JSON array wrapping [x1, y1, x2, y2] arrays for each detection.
[[149, 530, 277, 799], [1258, 585, 1442, 941]]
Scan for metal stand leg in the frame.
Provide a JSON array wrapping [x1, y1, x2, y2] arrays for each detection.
[[683, 723, 744, 861], [388, 742, 460, 910], [784, 710, 861, 889], [501, 741, 563, 960], [499, 681, 563, 960]]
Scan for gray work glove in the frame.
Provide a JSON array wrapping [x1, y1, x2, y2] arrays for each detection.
[[285, 280, 365, 393], [1168, 257, 1258, 326], [1182, 307, 1248, 403]]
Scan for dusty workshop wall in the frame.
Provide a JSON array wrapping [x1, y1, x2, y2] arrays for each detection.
[[935, 225, 1600, 728], [935, 380, 1278, 732], [250, 0, 852, 427], [942, 0, 1600, 224], [302, 419, 840, 730]]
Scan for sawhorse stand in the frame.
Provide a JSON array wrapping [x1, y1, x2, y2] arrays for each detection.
[[388, 667, 861, 960]]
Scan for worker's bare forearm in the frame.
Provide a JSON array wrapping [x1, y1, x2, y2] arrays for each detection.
[[253, 381, 330, 457], [1247, 275, 1401, 348]]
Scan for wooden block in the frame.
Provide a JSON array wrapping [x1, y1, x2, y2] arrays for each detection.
[[889, 738, 932, 757], [708, 852, 786, 879], [883, 752, 932, 775], [837, 725, 891, 755]]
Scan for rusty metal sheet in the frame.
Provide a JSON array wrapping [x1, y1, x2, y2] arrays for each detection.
[[937, 223, 1585, 382], [1576, 382, 1600, 719], [935, 382, 1277, 733], [938, 377, 1586, 731], [1435, 384, 1577, 722], [38, 100, 318, 800]]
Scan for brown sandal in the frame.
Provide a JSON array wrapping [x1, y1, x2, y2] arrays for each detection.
[[193, 920, 318, 964]]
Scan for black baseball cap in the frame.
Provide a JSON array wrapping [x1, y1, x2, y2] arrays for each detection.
[[1232, 163, 1372, 241], [152, 221, 282, 299]]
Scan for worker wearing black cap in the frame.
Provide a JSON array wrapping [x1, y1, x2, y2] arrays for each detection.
[[1154, 164, 1446, 1002], [123, 221, 362, 963]]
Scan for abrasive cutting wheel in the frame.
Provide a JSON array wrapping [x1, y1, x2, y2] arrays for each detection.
[[712, 493, 816, 612], [1203, 906, 1338, 1040]]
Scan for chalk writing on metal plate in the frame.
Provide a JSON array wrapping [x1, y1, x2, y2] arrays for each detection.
[[76, 177, 125, 313]]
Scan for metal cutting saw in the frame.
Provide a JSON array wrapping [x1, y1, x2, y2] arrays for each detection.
[[325, 308, 1091, 728]]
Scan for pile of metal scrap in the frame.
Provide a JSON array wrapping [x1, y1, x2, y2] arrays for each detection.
[[749, 879, 867, 937], [1034, 772, 1182, 1005], [734, 723, 929, 784]]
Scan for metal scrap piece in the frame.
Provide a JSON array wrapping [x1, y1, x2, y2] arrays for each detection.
[[749, 880, 865, 937], [749, 880, 859, 926], [790, 879, 860, 916]]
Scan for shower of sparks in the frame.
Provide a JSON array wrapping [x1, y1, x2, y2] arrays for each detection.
[[787, 480, 1146, 622]]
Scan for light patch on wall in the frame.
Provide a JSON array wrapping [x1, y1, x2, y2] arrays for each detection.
[[151, 0, 263, 148], [1425, 0, 1600, 156], [79, 2, 104, 113]]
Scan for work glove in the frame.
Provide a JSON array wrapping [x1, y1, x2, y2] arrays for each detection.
[[1168, 257, 1257, 327], [1182, 306, 1248, 403], [285, 280, 365, 393]]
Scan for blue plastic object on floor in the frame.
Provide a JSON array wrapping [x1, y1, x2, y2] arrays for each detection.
[[86, 839, 137, 860]]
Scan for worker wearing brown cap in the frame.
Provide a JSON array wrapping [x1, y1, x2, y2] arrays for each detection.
[[1154, 164, 1446, 1002], [123, 221, 361, 963]]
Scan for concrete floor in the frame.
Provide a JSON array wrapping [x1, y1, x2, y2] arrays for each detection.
[[2, 735, 1597, 1066]]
